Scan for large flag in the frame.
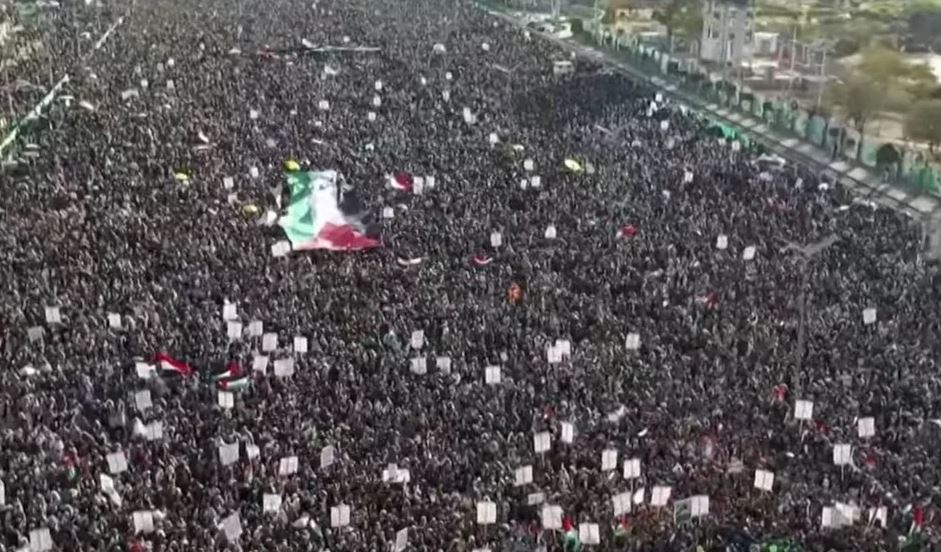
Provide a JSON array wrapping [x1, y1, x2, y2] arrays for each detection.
[[155, 353, 193, 377], [562, 517, 580, 552], [278, 170, 381, 252]]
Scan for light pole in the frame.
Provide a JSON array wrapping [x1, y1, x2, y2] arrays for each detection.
[[781, 234, 839, 394]]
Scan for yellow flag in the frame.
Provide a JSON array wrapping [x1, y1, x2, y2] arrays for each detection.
[[174, 172, 190, 182], [284, 159, 301, 172], [241, 203, 259, 216], [564, 158, 583, 172]]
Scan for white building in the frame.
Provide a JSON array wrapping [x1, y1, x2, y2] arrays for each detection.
[[699, 0, 756, 66]]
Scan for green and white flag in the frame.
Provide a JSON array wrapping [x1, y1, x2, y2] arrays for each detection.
[[278, 170, 381, 252]]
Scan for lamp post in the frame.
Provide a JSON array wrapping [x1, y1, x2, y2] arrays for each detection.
[[781, 234, 839, 394]]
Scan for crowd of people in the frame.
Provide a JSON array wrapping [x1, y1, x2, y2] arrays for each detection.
[[1, 0, 940, 550]]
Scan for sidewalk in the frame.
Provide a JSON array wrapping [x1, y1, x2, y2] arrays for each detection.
[[482, 6, 940, 220]]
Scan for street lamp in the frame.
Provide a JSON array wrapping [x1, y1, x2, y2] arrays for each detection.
[[780, 234, 839, 394]]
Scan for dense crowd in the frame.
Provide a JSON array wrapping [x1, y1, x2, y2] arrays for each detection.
[[1, 0, 940, 550]]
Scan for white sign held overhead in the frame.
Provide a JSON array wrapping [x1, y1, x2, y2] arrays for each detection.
[[716, 234, 728, 250], [822, 506, 846, 528], [484, 365, 501, 384], [691, 495, 710, 517], [527, 492, 545, 505], [625, 332, 641, 350], [367, 111, 377, 121], [271, 241, 292, 257], [545, 225, 557, 239], [218, 391, 235, 409], [633, 487, 646, 505], [318, 99, 330, 111], [651, 486, 672, 507], [623, 458, 641, 480], [660, 120, 669, 131], [279, 456, 299, 476], [248, 320, 263, 337], [436, 356, 452, 373], [530, 175, 542, 187], [223, 176, 234, 190], [132, 511, 154, 534], [743, 246, 756, 261], [410, 357, 427, 375], [579, 523, 601, 545], [556, 339, 572, 357], [331, 504, 352, 527], [99, 474, 114, 492], [134, 390, 152, 411], [490, 232, 502, 248], [601, 449, 618, 472], [754, 469, 775, 492], [246, 444, 260, 460], [222, 302, 237, 321], [514, 465, 533, 486], [732, 140, 742, 152], [534, 431, 551, 454], [612, 492, 632, 516], [263, 494, 282, 513], [561, 421, 575, 444], [273, 358, 295, 377], [262, 333, 278, 352], [222, 512, 242, 542], [382, 206, 394, 219], [794, 399, 814, 421], [858, 417, 875, 438], [106, 451, 128, 474], [293, 336, 308, 354], [249, 109, 259, 120], [833, 444, 852, 466], [547, 345, 562, 364], [476, 501, 497, 525], [523, 158, 534, 172], [410, 330, 424, 349], [683, 170, 694, 183], [394, 528, 408, 552], [836, 502, 860, 525], [252, 355, 269, 374], [44, 306, 61, 324], [29, 527, 53, 551], [218, 442, 239, 466], [144, 421, 163, 441], [320, 445, 336, 469], [226, 321, 243, 341], [107, 312, 122, 329], [863, 307, 877, 325], [541, 505, 563, 530]]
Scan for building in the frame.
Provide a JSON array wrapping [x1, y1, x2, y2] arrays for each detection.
[[699, 0, 756, 66]]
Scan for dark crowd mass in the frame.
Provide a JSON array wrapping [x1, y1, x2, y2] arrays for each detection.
[[1, 0, 940, 551]]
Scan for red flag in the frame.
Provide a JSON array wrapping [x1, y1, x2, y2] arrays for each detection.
[[472, 254, 493, 267], [913, 505, 924, 530], [154, 353, 194, 377], [388, 172, 414, 193], [562, 516, 574, 532], [771, 384, 788, 402], [619, 224, 638, 238]]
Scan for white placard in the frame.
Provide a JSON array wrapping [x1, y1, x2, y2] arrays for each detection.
[[134, 390, 152, 411], [247, 320, 263, 337], [625, 333, 641, 350], [382, 206, 394, 219], [226, 321, 243, 341], [754, 469, 775, 492], [833, 444, 852, 466], [218, 442, 239, 466], [836, 502, 860, 524], [545, 225, 557, 239], [683, 170, 694, 183], [514, 465, 533, 486], [249, 109, 259, 120], [863, 307, 877, 325], [249, 166, 259, 179], [135, 362, 156, 380], [44, 306, 61, 324], [579, 523, 601, 545], [372, 95, 382, 107], [523, 159, 534, 172], [222, 302, 238, 321], [245, 444, 260, 460], [99, 474, 114, 492], [533, 431, 551, 454], [561, 421, 575, 444], [293, 336, 308, 354], [107, 312, 122, 329], [144, 421, 163, 441], [858, 417, 875, 438], [271, 241, 292, 257], [218, 391, 235, 409], [691, 495, 710, 517], [476, 501, 497, 525], [318, 99, 330, 111], [331, 504, 352, 527], [601, 449, 618, 471], [106, 451, 128, 474], [541, 505, 563, 530], [222, 512, 242, 542], [623, 458, 641, 479], [870, 506, 888, 528], [252, 355, 269, 373], [320, 445, 335, 468], [490, 231, 502, 248], [279, 455, 299, 476], [743, 246, 756, 261], [223, 176, 234, 190], [274, 358, 295, 377], [660, 120, 669, 131], [488, 132, 499, 145], [262, 332, 278, 351], [263, 494, 282, 513], [556, 339, 572, 357], [651, 486, 672, 507], [132, 511, 154, 534], [612, 492, 632, 516], [485, 365, 501, 385], [27, 326, 43, 342], [410, 330, 424, 349], [410, 357, 427, 375], [527, 492, 545, 505], [436, 356, 452, 373], [716, 235, 728, 250], [633, 487, 646, 505], [367, 111, 377, 122], [794, 399, 814, 421], [547, 345, 562, 364], [531, 175, 542, 187], [821, 506, 846, 528], [394, 528, 408, 552], [29, 527, 53, 551]]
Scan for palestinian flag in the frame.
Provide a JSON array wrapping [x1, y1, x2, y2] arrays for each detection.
[[387, 172, 413, 193], [218, 376, 251, 391], [155, 353, 194, 377], [212, 362, 242, 381], [562, 517, 580, 552], [613, 516, 631, 541], [279, 170, 381, 252], [619, 224, 638, 238]]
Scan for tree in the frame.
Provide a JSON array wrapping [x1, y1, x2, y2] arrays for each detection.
[[905, 0, 941, 50], [826, 74, 885, 158], [855, 46, 938, 101], [905, 100, 941, 154], [652, 0, 703, 53]]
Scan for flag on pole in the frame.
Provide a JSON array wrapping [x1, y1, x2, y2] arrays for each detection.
[[278, 170, 381, 252], [218, 376, 251, 391], [613, 516, 631, 540], [562, 517, 580, 552], [387, 172, 413, 193], [212, 362, 242, 381], [155, 353, 193, 377]]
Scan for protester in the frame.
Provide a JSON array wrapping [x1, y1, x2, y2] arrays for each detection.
[[0, 0, 938, 551]]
